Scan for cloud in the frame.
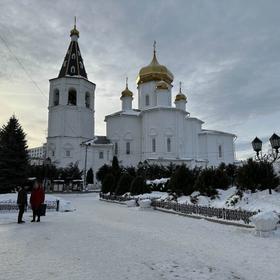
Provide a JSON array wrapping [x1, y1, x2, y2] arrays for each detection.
[[0, 0, 279, 159]]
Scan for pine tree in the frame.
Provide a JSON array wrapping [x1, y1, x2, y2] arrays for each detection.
[[0, 116, 29, 193], [86, 168, 94, 184]]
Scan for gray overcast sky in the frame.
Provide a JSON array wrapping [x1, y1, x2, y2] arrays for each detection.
[[0, 0, 280, 159]]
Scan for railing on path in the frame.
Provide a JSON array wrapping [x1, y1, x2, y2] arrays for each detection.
[[0, 200, 60, 213], [99, 193, 257, 224]]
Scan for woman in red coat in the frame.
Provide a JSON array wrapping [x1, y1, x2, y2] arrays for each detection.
[[30, 180, 45, 222]]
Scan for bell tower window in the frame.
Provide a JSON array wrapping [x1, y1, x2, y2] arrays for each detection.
[[68, 88, 77, 105], [85, 92, 90, 108], [70, 66, 75, 73], [53, 89, 59, 106]]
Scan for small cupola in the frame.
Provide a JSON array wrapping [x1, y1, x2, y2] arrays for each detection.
[[175, 82, 187, 111], [120, 78, 133, 111]]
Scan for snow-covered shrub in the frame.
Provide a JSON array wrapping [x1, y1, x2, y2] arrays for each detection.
[[226, 194, 241, 207], [250, 211, 279, 235]]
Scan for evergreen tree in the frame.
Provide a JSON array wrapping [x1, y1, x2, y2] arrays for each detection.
[[86, 168, 94, 184], [101, 173, 115, 194], [96, 164, 112, 183], [0, 116, 29, 193], [130, 176, 150, 195], [115, 173, 133, 195]]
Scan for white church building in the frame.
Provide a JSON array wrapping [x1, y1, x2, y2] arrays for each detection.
[[46, 24, 236, 180]]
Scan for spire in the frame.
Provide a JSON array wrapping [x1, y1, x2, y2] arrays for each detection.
[[179, 81, 182, 93], [58, 21, 87, 79], [70, 16, 79, 38]]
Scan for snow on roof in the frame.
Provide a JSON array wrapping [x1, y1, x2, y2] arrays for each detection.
[[199, 129, 236, 137], [83, 136, 112, 145]]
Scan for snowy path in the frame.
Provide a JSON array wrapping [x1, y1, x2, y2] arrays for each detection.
[[0, 193, 279, 280]]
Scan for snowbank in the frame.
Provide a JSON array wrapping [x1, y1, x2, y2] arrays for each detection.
[[0, 193, 75, 212]]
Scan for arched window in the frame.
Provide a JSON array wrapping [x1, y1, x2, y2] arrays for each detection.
[[80, 61, 84, 69], [71, 66, 75, 73], [126, 142, 130, 155], [114, 142, 118, 155], [167, 138, 171, 152], [68, 88, 77, 105], [145, 95, 150, 106], [218, 145, 223, 158], [152, 138, 156, 153], [53, 89, 59, 106], [85, 92, 90, 108], [71, 53, 76, 59], [63, 60, 67, 67]]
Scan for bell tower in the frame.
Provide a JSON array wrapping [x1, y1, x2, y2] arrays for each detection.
[[46, 20, 96, 168]]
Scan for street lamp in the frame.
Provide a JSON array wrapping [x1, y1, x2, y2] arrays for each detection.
[[252, 133, 280, 163]]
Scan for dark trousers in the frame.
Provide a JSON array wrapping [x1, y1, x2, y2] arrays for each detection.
[[32, 208, 41, 221], [18, 204, 25, 223]]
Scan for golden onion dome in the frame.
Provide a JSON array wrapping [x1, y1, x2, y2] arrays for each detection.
[[156, 80, 169, 90], [121, 78, 133, 99], [137, 45, 174, 85], [175, 82, 187, 102]]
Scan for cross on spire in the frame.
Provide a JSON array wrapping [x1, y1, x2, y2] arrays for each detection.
[[153, 40, 156, 55], [74, 16, 77, 28], [179, 81, 182, 93], [125, 77, 128, 88]]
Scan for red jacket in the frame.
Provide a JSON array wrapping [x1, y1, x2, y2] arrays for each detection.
[[30, 187, 45, 209]]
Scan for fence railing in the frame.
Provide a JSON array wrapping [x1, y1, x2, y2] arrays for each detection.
[[0, 201, 59, 213], [99, 193, 257, 224]]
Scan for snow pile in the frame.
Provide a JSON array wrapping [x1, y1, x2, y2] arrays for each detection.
[[126, 199, 137, 207], [250, 211, 279, 232], [138, 199, 152, 209]]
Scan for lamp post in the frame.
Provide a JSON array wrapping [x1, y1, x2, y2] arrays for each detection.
[[81, 142, 91, 192], [252, 133, 280, 194], [252, 133, 280, 163]]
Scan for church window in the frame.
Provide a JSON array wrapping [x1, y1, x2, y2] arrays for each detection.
[[71, 53, 76, 59], [53, 89, 59, 106], [66, 150, 71, 157], [85, 92, 90, 108], [126, 142, 130, 155], [114, 142, 118, 155], [80, 61, 84, 69], [99, 151, 104, 159], [51, 151, 55, 157], [218, 145, 223, 158], [145, 95, 150, 106], [68, 89, 77, 105], [71, 66, 75, 73], [63, 60, 67, 67], [152, 138, 156, 153], [167, 138, 171, 152]]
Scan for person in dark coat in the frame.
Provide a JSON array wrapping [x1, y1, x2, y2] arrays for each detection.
[[17, 186, 28, 224], [30, 180, 45, 222]]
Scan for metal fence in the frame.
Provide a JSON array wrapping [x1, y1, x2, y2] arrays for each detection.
[[0, 201, 59, 213], [99, 193, 257, 224]]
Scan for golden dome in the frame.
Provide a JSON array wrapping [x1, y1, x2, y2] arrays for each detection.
[[137, 47, 174, 85], [121, 78, 133, 98], [156, 80, 169, 90], [175, 82, 187, 102]]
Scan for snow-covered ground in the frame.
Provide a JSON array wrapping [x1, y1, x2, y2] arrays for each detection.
[[0, 193, 279, 280]]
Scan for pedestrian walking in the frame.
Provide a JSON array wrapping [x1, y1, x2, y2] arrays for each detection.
[[17, 186, 28, 224], [30, 180, 45, 222]]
